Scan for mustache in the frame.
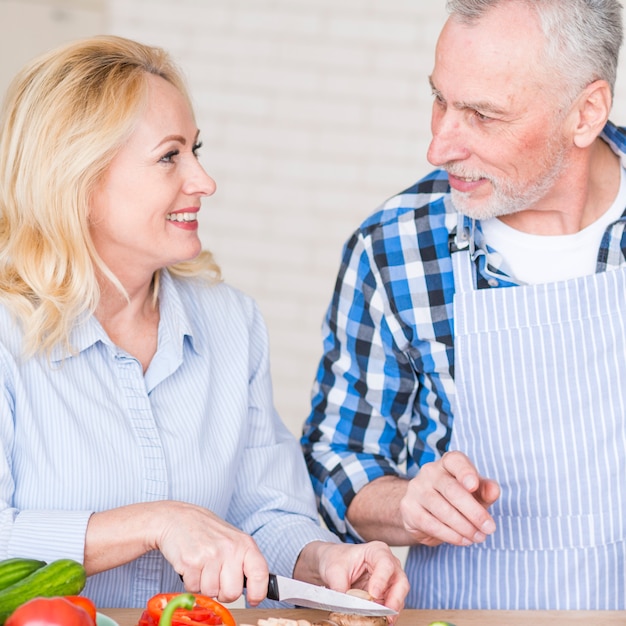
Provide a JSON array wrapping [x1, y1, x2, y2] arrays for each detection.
[[444, 164, 489, 181]]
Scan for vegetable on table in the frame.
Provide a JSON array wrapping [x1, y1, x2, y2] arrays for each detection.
[[0, 560, 46, 592], [4, 596, 93, 626], [0, 559, 87, 624], [159, 594, 196, 626], [137, 592, 236, 626], [64, 596, 98, 623]]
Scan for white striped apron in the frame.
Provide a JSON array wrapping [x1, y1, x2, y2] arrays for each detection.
[[405, 242, 626, 609]]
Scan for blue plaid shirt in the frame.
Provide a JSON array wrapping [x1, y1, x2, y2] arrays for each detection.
[[301, 121, 626, 542]]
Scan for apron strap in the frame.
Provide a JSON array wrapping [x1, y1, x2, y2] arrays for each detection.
[[450, 214, 475, 295]]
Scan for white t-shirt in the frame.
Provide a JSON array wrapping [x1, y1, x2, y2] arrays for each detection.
[[480, 167, 626, 284]]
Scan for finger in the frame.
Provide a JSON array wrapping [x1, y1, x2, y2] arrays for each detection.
[[360, 543, 399, 600], [441, 450, 481, 492], [405, 474, 491, 544], [436, 457, 498, 536], [322, 560, 352, 594], [476, 478, 501, 507], [436, 493, 496, 541], [366, 565, 394, 602], [243, 576, 268, 606], [241, 552, 270, 606], [199, 562, 222, 599], [356, 549, 408, 621], [380, 574, 409, 619], [179, 570, 201, 594], [436, 476, 495, 536], [409, 501, 479, 545], [215, 561, 246, 604]]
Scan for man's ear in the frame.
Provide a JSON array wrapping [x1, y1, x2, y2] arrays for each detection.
[[570, 79, 612, 148]]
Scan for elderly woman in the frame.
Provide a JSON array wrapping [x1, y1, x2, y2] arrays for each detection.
[[0, 35, 409, 611]]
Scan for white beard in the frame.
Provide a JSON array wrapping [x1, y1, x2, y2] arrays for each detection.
[[447, 132, 570, 221]]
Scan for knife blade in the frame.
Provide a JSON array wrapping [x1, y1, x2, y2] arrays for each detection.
[[262, 574, 397, 616]]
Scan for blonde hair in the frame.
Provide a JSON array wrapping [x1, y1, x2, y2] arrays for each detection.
[[0, 35, 221, 357]]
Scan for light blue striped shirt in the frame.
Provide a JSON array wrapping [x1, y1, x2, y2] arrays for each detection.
[[0, 270, 337, 608]]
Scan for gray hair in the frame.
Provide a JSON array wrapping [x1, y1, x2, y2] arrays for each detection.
[[445, 0, 623, 101]]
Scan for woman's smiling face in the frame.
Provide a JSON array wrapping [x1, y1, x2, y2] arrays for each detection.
[[89, 73, 216, 282]]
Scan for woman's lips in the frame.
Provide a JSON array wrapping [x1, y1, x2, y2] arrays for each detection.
[[166, 209, 199, 230]]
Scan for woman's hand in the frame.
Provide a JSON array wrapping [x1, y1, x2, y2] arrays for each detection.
[[85, 500, 270, 605], [293, 540, 409, 619], [153, 501, 270, 605]]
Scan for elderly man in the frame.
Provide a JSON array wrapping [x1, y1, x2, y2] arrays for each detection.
[[302, 0, 626, 610]]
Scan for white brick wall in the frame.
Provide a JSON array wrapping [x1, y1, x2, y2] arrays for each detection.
[[106, 0, 449, 438], [3, 1, 626, 443], [0, 1, 104, 94], [3, 0, 626, 597], [105, 0, 626, 439]]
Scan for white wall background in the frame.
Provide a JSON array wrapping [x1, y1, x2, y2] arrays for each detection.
[[3, 0, 626, 606], [110, 0, 448, 437], [4, 0, 626, 466], [4, 0, 626, 439], [0, 0, 451, 440], [4, 0, 626, 445]]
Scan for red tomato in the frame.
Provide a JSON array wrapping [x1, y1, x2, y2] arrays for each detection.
[[6, 597, 93, 626], [65, 596, 97, 624], [146, 593, 236, 626]]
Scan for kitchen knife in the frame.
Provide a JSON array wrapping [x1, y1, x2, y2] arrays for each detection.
[[259, 574, 397, 616]]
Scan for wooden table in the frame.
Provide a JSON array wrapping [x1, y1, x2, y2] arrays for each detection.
[[100, 607, 626, 626]]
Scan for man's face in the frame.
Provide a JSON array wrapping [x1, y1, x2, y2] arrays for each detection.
[[427, 2, 573, 220]]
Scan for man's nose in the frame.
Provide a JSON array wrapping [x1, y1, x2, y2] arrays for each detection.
[[427, 109, 470, 167]]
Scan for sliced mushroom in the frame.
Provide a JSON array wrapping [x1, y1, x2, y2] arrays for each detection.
[[326, 613, 387, 626], [327, 589, 388, 626]]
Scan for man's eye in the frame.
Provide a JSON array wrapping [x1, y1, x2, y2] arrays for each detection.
[[432, 93, 447, 111], [160, 150, 179, 163], [474, 110, 492, 122]]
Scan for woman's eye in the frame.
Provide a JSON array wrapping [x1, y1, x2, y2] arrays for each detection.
[[192, 141, 203, 157], [160, 150, 179, 163]]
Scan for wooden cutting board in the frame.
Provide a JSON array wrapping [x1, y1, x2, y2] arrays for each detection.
[[100, 607, 626, 626]]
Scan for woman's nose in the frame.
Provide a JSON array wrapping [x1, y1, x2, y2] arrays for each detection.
[[185, 160, 217, 197]]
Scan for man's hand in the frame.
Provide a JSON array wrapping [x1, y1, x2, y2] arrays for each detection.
[[400, 450, 500, 547]]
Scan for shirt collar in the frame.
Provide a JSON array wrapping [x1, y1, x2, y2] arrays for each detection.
[[600, 120, 626, 169], [50, 269, 198, 363]]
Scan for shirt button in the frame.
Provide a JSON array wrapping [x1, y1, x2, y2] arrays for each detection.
[[488, 278, 499, 287]]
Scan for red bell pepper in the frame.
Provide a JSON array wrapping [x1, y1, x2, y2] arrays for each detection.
[[5, 596, 94, 626], [139, 593, 236, 626]]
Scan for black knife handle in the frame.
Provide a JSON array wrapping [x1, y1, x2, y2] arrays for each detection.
[[243, 573, 280, 601], [266, 573, 279, 601]]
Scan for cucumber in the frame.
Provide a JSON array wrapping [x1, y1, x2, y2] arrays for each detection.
[[0, 558, 86, 624], [0, 559, 46, 592]]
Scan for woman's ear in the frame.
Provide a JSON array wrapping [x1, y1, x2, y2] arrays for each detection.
[[570, 79, 612, 149]]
